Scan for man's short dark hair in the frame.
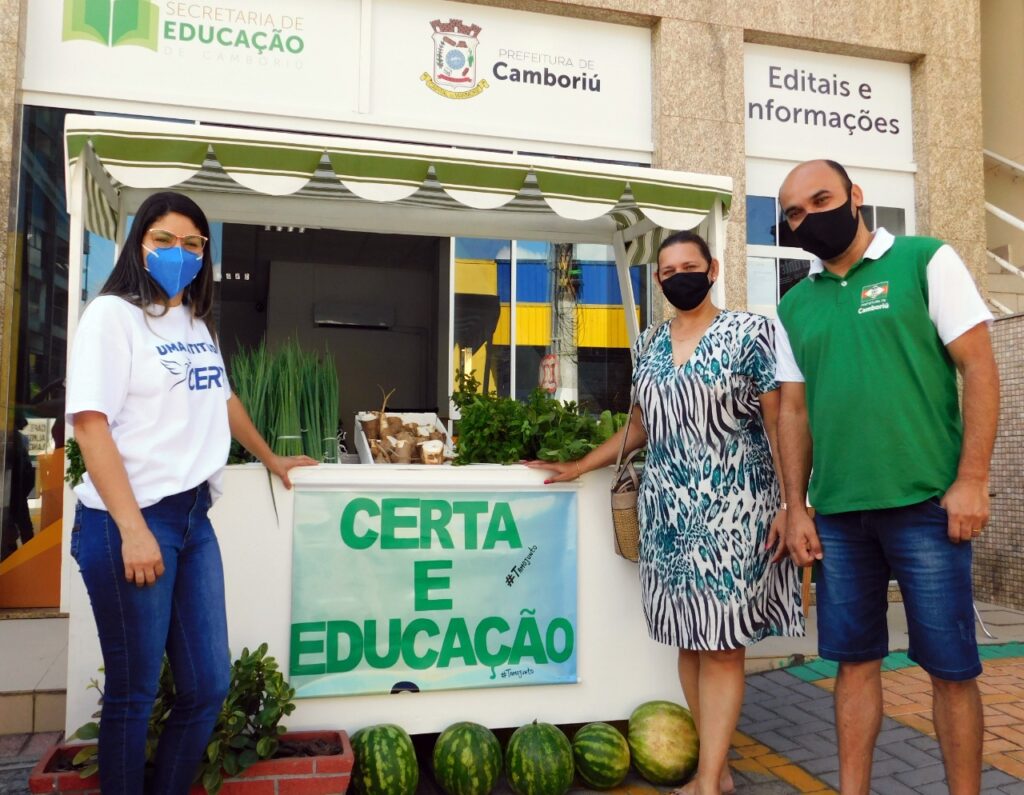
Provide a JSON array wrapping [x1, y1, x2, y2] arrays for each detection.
[[824, 160, 853, 196]]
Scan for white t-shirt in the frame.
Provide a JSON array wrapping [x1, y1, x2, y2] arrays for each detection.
[[66, 295, 232, 510], [774, 228, 994, 382]]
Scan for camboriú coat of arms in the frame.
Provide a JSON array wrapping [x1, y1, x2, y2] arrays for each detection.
[[421, 18, 489, 99]]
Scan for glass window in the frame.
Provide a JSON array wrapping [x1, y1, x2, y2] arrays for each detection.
[[452, 238, 646, 413], [453, 238, 511, 398], [779, 258, 812, 298], [875, 206, 906, 235], [84, 234, 116, 302], [747, 257, 778, 315], [513, 240, 553, 402], [860, 204, 876, 230], [2, 106, 79, 575], [746, 195, 778, 245]]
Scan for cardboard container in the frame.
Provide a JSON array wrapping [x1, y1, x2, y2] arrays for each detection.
[[354, 412, 452, 465]]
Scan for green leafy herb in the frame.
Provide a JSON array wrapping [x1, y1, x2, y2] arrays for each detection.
[[451, 371, 629, 465], [65, 438, 86, 488]]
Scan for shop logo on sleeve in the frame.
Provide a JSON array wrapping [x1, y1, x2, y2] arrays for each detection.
[[858, 281, 890, 315], [62, 0, 160, 50], [422, 18, 490, 99]]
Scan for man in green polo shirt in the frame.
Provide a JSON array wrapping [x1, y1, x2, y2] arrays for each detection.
[[774, 159, 999, 795]]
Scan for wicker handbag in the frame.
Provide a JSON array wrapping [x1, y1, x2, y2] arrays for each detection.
[[611, 446, 643, 561], [609, 323, 663, 562]]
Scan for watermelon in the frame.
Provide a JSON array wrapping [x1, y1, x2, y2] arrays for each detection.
[[572, 722, 630, 789], [433, 721, 502, 795], [627, 700, 699, 785], [350, 723, 419, 795], [505, 720, 574, 795]]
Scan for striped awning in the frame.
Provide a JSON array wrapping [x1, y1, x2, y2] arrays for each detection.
[[65, 115, 732, 264]]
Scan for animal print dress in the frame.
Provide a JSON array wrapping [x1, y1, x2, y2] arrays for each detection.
[[633, 311, 804, 649]]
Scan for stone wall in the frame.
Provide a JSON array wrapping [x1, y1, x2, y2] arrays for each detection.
[[975, 313, 1024, 610]]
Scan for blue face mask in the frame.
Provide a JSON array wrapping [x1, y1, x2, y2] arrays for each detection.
[[144, 245, 203, 299]]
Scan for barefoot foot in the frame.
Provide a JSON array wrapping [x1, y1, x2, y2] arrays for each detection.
[[668, 771, 735, 795]]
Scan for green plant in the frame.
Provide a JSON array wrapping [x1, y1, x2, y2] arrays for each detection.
[[296, 346, 340, 462], [451, 374, 532, 465], [68, 661, 175, 777], [271, 341, 304, 457], [228, 341, 273, 463], [594, 410, 629, 444], [523, 389, 598, 462], [202, 643, 296, 792], [229, 339, 340, 463], [65, 438, 86, 488], [451, 370, 629, 465], [69, 644, 296, 794], [66, 673, 103, 777]]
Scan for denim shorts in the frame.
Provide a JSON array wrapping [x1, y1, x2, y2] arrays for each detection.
[[814, 498, 981, 681]]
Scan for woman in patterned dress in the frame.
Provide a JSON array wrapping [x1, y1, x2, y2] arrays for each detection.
[[530, 231, 803, 795]]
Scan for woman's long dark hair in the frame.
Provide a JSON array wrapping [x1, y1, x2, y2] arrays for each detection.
[[101, 191, 215, 336]]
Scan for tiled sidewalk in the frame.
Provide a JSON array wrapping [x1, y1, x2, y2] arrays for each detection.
[[561, 643, 1024, 794], [0, 732, 60, 793], [786, 643, 1024, 787]]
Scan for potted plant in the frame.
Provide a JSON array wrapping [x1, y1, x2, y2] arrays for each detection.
[[30, 644, 352, 794]]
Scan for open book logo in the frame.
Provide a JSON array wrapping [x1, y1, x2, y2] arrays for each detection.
[[62, 0, 160, 50]]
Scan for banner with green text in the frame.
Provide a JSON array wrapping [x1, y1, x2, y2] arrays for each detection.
[[289, 489, 578, 697]]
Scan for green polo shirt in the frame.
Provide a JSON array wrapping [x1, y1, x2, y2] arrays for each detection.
[[777, 234, 962, 514]]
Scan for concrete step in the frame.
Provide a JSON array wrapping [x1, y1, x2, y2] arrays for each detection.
[[0, 614, 68, 736], [0, 692, 65, 735]]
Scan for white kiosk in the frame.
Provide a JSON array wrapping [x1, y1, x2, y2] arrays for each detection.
[[61, 114, 732, 735]]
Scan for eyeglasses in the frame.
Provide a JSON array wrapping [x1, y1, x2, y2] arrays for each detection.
[[147, 228, 208, 255]]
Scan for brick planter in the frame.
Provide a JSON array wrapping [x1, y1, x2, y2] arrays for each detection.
[[29, 730, 353, 794]]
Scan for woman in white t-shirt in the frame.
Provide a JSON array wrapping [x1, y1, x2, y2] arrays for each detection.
[[65, 192, 315, 795]]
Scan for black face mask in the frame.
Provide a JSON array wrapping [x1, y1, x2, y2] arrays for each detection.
[[660, 271, 713, 311], [789, 194, 860, 261]]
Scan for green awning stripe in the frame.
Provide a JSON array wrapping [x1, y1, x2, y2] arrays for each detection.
[[88, 135, 209, 167], [68, 127, 325, 151], [338, 175, 424, 188], [535, 171, 626, 203], [634, 183, 732, 213], [93, 158, 209, 171], [214, 144, 322, 179], [542, 191, 624, 206], [636, 199, 729, 216], [441, 185, 516, 197], [215, 165, 318, 179], [630, 182, 719, 211], [327, 152, 430, 186], [434, 162, 528, 194], [67, 135, 88, 163]]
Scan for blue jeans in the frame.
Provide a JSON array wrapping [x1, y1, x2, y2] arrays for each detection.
[[72, 484, 230, 794], [814, 498, 981, 681]]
